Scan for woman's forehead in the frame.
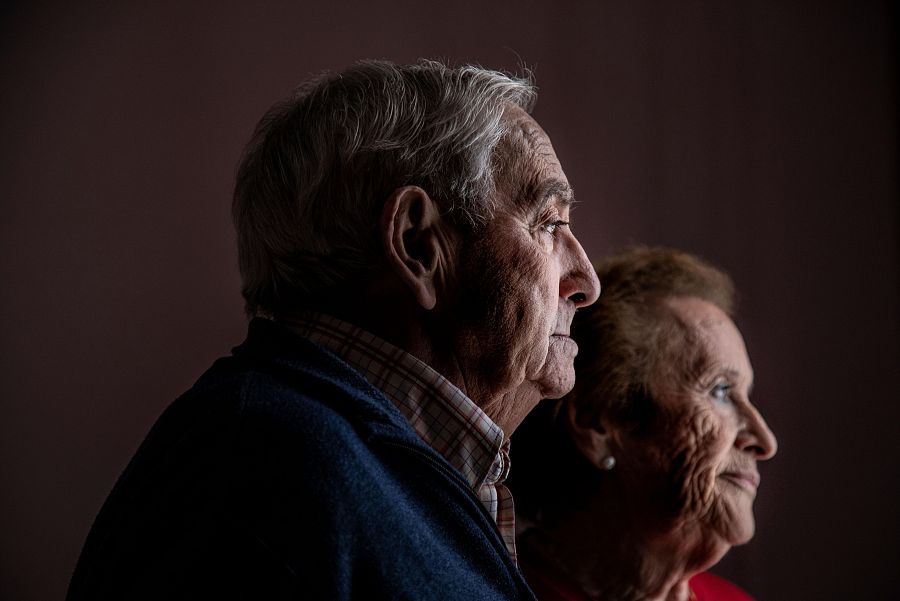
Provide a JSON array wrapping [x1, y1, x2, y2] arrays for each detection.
[[661, 296, 753, 383]]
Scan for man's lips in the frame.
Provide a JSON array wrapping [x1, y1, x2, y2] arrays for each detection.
[[550, 333, 574, 344], [719, 470, 760, 492], [549, 333, 578, 355]]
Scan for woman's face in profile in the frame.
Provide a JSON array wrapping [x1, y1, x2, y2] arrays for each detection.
[[614, 296, 778, 546]]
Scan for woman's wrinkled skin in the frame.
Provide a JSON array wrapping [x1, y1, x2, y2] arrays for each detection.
[[523, 296, 777, 601], [630, 297, 777, 546]]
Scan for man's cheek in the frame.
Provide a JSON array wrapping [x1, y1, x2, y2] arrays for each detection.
[[507, 257, 550, 336]]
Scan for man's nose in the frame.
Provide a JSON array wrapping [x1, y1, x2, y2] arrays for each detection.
[[560, 230, 600, 308]]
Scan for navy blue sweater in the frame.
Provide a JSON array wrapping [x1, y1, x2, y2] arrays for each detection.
[[68, 318, 536, 600]]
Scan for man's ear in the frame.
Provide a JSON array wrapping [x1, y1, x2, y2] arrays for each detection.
[[564, 399, 615, 470], [380, 186, 449, 310]]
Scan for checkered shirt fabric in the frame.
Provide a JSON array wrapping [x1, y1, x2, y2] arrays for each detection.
[[280, 312, 518, 562]]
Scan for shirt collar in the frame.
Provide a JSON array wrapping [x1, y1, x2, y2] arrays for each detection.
[[278, 311, 507, 491]]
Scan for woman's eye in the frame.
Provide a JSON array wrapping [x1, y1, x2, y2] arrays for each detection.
[[541, 220, 569, 235], [710, 383, 732, 404]]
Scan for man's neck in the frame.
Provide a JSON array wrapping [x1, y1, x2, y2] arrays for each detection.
[[315, 294, 512, 411]]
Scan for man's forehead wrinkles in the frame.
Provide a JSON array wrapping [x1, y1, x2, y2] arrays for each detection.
[[519, 126, 554, 161], [497, 113, 572, 214], [520, 124, 542, 144], [518, 178, 573, 214], [508, 117, 554, 157]]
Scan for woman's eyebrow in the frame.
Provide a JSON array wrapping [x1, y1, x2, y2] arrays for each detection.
[[719, 367, 753, 394]]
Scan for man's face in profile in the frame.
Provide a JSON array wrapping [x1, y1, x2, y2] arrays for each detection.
[[447, 106, 600, 434]]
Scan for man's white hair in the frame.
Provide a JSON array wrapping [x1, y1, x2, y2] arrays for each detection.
[[233, 59, 536, 315]]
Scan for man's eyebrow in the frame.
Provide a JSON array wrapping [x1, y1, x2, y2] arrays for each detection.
[[525, 179, 575, 213]]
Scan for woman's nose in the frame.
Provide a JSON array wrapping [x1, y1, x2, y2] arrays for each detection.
[[737, 403, 778, 460]]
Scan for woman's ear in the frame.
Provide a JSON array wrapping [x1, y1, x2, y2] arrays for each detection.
[[379, 186, 449, 310], [564, 400, 616, 471]]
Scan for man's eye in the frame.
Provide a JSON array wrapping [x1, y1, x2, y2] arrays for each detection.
[[541, 220, 569, 235], [710, 383, 732, 404]]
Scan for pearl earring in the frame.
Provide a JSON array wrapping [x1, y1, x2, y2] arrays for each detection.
[[600, 456, 616, 470]]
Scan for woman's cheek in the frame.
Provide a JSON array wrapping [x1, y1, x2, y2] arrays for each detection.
[[663, 407, 725, 520]]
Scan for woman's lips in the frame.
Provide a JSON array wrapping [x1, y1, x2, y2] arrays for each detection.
[[719, 471, 760, 492]]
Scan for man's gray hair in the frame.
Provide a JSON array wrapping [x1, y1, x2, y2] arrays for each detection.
[[233, 59, 536, 315]]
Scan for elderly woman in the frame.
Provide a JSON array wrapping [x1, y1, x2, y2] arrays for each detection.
[[509, 247, 777, 601]]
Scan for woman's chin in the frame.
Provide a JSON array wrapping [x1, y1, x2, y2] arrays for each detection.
[[713, 510, 756, 548]]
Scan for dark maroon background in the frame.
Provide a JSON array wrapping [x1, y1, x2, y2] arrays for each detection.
[[2, 1, 898, 599]]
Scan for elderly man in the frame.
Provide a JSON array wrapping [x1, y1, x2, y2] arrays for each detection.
[[68, 60, 599, 600]]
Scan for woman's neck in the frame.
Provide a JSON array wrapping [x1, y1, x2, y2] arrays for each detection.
[[521, 485, 727, 601]]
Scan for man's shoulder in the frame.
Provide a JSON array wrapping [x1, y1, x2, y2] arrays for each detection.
[[70, 319, 536, 601], [94, 318, 430, 531], [176, 318, 414, 447]]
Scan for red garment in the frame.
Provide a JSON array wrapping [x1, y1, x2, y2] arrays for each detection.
[[689, 571, 755, 600]]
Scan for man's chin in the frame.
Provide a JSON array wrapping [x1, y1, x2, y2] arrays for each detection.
[[536, 365, 576, 399], [537, 339, 578, 398]]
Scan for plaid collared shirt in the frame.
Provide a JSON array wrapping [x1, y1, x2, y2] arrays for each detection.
[[281, 312, 517, 562]]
